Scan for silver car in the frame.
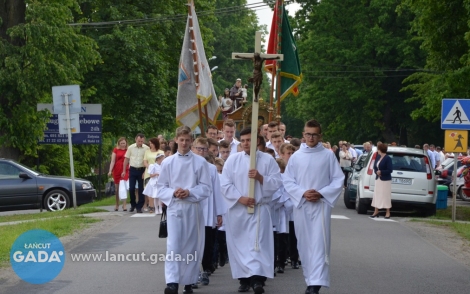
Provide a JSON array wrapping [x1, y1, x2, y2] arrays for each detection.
[[355, 147, 437, 216]]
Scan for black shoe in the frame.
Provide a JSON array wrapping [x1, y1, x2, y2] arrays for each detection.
[[238, 284, 250, 292], [191, 283, 198, 289], [252, 282, 265, 294], [183, 285, 193, 293], [292, 261, 300, 269], [136, 209, 143, 213], [369, 214, 379, 218], [219, 254, 226, 267], [384, 215, 391, 219], [305, 286, 320, 294], [164, 283, 178, 294], [276, 266, 284, 273], [129, 206, 135, 212], [201, 272, 209, 285]]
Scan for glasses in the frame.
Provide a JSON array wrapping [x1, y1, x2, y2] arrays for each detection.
[[304, 133, 321, 139], [195, 147, 208, 152]]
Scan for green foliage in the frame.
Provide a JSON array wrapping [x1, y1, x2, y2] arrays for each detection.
[[205, 0, 267, 98], [401, 0, 470, 121], [0, 0, 100, 157], [288, 0, 426, 145]]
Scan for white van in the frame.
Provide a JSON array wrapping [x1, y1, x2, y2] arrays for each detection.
[[355, 147, 437, 216]]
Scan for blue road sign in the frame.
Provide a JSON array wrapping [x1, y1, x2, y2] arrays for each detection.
[[37, 104, 102, 145], [441, 99, 470, 130]]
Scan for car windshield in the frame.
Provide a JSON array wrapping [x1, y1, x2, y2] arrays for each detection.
[[388, 153, 427, 173]]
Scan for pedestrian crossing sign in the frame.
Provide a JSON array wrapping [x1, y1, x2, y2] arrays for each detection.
[[441, 99, 470, 130], [444, 130, 468, 153]]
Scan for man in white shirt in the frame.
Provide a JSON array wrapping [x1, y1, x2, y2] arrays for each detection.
[[218, 119, 240, 155], [265, 121, 280, 151], [279, 122, 290, 143], [430, 144, 440, 169], [437, 146, 445, 166], [423, 144, 435, 168], [122, 133, 149, 213]]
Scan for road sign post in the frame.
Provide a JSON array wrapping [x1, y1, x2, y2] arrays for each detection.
[[52, 86, 82, 209], [442, 98, 470, 222]]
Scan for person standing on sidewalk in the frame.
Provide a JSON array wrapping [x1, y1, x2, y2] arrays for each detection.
[[158, 126, 212, 294], [122, 133, 149, 213], [108, 137, 129, 211]]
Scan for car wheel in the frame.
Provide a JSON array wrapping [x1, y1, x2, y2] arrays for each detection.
[[44, 190, 70, 211], [459, 186, 470, 201], [344, 188, 355, 209], [355, 190, 367, 214]]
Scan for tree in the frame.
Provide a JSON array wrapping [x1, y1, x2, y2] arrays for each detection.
[[205, 0, 267, 100], [0, 0, 100, 160], [402, 0, 470, 122], [288, 0, 427, 145]]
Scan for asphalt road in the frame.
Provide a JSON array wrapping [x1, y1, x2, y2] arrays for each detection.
[[2, 195, 470, 294]]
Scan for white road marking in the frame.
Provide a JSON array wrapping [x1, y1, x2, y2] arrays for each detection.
[[372, 218, 396, 222], [331, 215, 350, 219]]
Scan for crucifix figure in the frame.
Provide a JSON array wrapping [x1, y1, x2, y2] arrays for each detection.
[[234, 53, 281, 102], [232, 32, 283, 213]]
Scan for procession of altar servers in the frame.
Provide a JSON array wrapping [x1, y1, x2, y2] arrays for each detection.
[[157, 120, 343, 294]]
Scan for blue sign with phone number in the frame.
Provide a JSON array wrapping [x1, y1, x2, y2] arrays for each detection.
[[37, 104, 102, 145]]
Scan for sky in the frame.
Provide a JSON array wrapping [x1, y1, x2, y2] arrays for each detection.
[[246, 0, 301, 48]]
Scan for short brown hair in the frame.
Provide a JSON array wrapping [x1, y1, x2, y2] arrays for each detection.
[[193, 137, 208, 147], [290, 138, 301, 148], [219, 140, 230, 149], [214, 157, 225, 167], [270, 131, 282, 140], [207, 138, 219, 148], [280, 143, 295, 154], [276, 158, 286, 172], [305, 119, 322, 134], [175, 126, 192, 138], [207, 125, 218, 132], [268, 121, 279, 129], [223, 119, 235, 128], [377, 143, 388, 153]]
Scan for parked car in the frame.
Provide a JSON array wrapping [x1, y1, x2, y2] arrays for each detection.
[[344, 154, 368, 209], [355, 147, 437, 216], [436, 158, 463, 196], [448, 166, 467, 200], [0, 158, 96, 212]]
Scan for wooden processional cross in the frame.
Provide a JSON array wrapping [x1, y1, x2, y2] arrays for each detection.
[[232, 31, 284, 213]]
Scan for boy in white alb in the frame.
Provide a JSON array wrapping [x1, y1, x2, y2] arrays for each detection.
[[158, 126, 212, 294], [283, 119, 344, 294]]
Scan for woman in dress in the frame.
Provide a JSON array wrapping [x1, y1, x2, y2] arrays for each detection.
[[339, 143, 352, 187], [370, 143, 393, 219], [108, 137, 129, 211], [143, 137, 164, 213]]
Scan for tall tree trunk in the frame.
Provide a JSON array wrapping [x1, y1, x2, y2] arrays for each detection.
[[0, 0, 26, 160], [0, 0, 26, 44]]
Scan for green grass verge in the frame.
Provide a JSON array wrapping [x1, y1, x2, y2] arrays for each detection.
[[432, 206, 470, 221], [82, 194, 130, 207], [410, 206, 470, 242], [0, 216, 101, 268], [0, 207, 107, 223]]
